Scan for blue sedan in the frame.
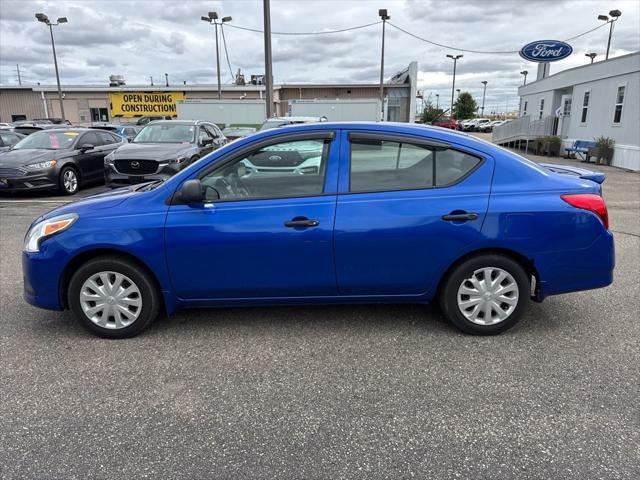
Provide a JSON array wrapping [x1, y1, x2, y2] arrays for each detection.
[[22, 122, 614, 338]]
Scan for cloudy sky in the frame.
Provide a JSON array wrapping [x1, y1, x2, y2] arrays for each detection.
[[1, 0, 639, 112]]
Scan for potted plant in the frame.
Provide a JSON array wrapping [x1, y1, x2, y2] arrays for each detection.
[[595, 136, 615, 165], [543, 136, 562, 156], [533, 137, 545, 155]]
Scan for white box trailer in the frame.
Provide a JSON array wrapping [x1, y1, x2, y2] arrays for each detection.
[[176, 99, 266, 127], [287, 99, 382, 122]]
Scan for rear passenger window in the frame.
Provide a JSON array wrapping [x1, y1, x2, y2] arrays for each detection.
[[350, 140, 433, 192], [349, 138, 481, 192]]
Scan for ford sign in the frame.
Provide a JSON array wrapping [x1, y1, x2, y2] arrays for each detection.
[[519, 40, 573, 62]]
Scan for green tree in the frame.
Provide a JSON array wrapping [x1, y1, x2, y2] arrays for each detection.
[[421, 99, 444, 123], [454, 92, 477, 120]]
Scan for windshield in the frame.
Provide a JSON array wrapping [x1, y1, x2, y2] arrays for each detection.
[[12, 130, 79, 150], [133, 124, 195, 143], [259, 120, 291, 131], [223, 128, 255, 136]]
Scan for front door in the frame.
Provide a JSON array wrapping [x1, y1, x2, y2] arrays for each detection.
[[165, 131, 339, 300], [556, 94, 572, 137], [75, 131, 105, 180], [334, 131, 493, 296]]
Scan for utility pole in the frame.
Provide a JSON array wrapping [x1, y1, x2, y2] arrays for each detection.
[[263, 0, 274, 117], [481, 80, 487, 117], [16, 64, 21, 85], [36, 13, 67, 121], [446, 54, 463, 119], [378, 9, 390, 121]]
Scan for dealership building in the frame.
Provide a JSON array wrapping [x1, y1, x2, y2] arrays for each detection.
[[0, 63, 418, 125], [512, 51, 640, 171]]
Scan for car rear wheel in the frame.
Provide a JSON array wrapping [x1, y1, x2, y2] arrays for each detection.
[[439, 254, 529, 335], [58, 166, 79, 195], [68, 256, 160, 338]]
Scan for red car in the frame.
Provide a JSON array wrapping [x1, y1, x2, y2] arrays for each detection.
[[433, 118, 459, 130]]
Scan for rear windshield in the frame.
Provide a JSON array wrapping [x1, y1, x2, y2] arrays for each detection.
[[12, 130, 79, 150]]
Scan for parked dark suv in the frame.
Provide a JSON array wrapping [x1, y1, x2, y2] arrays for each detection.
[[104, 120, 226, 188]]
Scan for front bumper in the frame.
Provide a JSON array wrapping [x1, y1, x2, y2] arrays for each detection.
[[104, 163, 178, 188], [23, 248, 66, 311], [0, 169, 58, 192]]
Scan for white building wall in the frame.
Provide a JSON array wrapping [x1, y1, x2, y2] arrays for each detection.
[[568, 72, 640, 170]]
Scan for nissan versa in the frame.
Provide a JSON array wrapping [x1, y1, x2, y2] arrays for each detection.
[[22, 122, 614, 338]]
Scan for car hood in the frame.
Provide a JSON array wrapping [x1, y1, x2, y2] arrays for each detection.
[[111, 142, 193, 160], [40, 186, 137, 222], [0, 149, 59, 166]]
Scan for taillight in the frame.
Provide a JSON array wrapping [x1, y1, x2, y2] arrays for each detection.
[[561, 194, 609, 230]]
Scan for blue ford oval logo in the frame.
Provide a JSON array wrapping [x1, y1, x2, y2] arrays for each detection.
[[519, 40, 573, 62]]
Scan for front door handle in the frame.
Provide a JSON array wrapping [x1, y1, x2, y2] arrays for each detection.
[[284, 219, 320, 228], [442, 212, 478, 222]]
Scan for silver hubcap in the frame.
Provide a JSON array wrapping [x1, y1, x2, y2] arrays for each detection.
[[63, 170, 78, 192], [79, 271, 142, 329], [457, 267, 519, 325]]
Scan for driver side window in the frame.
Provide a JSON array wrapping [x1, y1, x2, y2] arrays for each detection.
[[200, 138, 330, 202]]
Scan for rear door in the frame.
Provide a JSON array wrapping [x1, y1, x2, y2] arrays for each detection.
[[334, 130, 494, 296]]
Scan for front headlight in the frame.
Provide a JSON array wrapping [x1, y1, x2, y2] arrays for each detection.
[[23, 213, 78, 253], [169, 156, 187, 164], [24, 160, 57, 171]]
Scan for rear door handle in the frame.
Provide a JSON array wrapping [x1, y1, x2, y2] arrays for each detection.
[[442, 212, 478, 222], [284, 219, 320, 228]]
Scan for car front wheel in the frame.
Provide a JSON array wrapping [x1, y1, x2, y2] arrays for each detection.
[[68, 256, 160, 338], [439, 254, 529, 335], [58, 166, 79, 195]]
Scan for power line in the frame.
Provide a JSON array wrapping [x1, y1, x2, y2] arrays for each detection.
[[226, 18, 612, 54], [225, 20, 381, 35], [220, 24, 235, 83]]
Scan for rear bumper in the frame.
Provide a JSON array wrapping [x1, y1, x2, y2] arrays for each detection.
[[536, 231, 615, 300]]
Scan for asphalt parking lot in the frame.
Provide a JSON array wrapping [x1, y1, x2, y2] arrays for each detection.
[[1, 149, 638, 479]]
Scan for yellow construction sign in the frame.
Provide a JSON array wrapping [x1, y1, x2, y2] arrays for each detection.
[[109, 91, 185, 117]]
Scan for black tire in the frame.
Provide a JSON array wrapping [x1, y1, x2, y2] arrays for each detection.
[[68, 256, 161, 339], [58, 165, 79, 195], [439, 254, 530, 335]]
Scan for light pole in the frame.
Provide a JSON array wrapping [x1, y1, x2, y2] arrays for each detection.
[[456, 88, 461, 98], [201, 11, 232, 100], [520, 70, 528, 85], [480, 80, 487, 117], [446, 54, 463, 119], [35, 13, 67, 121], [598, 9, 622, 60], [378, 9, 390, 121], [585, 52, 597, 63], [435, 93, 439, 110]]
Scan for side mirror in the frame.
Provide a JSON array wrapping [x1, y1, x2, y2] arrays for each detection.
[[79, 143, 94, 152], [180, 179, 204, 203], [201, 138, 214, 146]]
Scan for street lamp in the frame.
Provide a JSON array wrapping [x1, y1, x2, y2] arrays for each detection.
[[598, 9, 622, 60], [446, 54, 463, 119], [201, 11, 232, 99], [456, 88, 461, 98], [520, 70, 528, 85], [378, 9, 390, 121], [585, 52, 597, 64], [435, 93, 439, 109], [35, 13, 67, 121], [480, 80, 488, 117]]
